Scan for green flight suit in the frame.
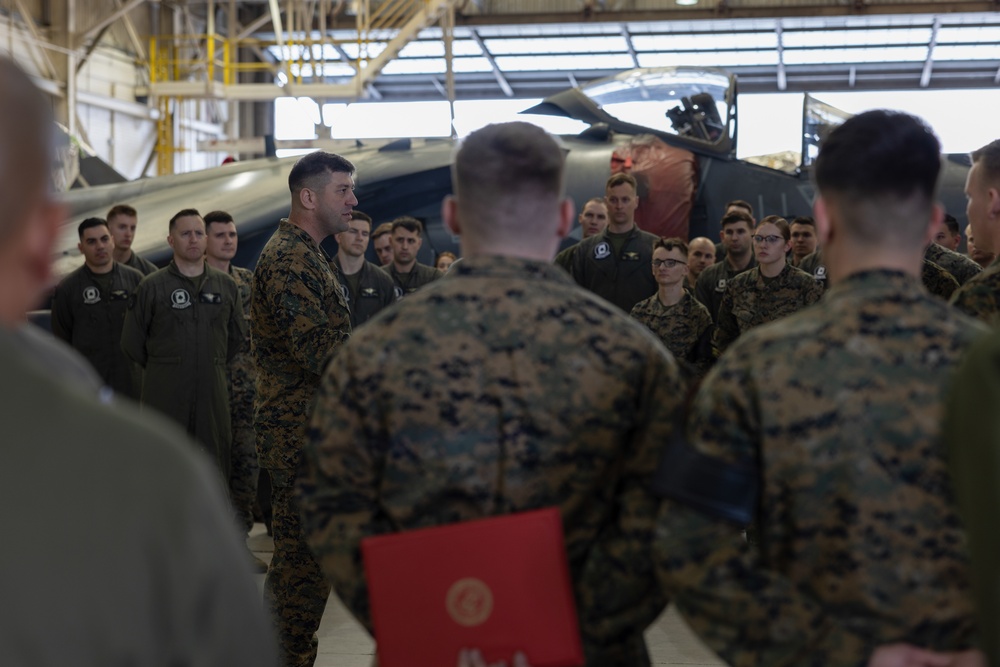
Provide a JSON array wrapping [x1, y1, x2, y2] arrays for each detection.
[[121, 260, 246, 477]]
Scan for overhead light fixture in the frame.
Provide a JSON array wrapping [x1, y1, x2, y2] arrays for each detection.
[[676, 0, 698, 5]]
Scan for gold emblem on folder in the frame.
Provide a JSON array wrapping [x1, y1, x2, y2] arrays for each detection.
[[445, 578, 493, 627]]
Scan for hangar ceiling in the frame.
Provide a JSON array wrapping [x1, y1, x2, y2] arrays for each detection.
[[235, 0, 1000, 99]]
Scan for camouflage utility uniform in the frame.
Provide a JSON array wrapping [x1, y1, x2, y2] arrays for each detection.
[[950, 259, 1000, 325], [694, 255, 757, 322], [630, 290, 713, 377], [712, 263, 822, 356], [382, 262, 441, 298], [227, 264, 257, 536], [51, 261, 144, 399], [570, 225, 658, 313], [252, 219, 351, 667], [656, 270, 985, 666], [925, 242, 982, 285], [297, 256, 685, 667], [120, 261, 245, 476], [921, 259, 960, 300]]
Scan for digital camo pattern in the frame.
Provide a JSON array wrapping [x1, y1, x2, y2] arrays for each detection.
[[252, 219, 352, 473], [227, 264, 257, 535], [264, 484, 331, 667], [297, 255, 685, 667], [693, 256, 758, 322], [712, 263, 823, 356], [925, 242, 982, 285], [921, 259, 960, 300], [630, 290, 714, 377], [252, 220, 351, 667], [657, 270, 986, 667], [949, 259, 1000, 326]]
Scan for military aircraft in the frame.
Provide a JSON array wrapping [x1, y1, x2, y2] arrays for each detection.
[[53, 65, 973, 276]]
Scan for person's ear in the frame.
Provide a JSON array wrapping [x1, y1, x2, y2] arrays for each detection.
[[813, 196, 831, 245], [442, 196, 461, 236], [556, 198, 575, 239]]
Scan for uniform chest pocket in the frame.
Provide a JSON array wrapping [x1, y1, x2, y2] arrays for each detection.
[[733, 303, 758, 330]]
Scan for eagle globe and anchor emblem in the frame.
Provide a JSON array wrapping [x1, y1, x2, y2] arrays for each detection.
[[445, 577, 494, 627]]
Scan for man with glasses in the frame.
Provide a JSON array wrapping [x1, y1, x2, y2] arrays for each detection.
[[334, 211, 396, 328]]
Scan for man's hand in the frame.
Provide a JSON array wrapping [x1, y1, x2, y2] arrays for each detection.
[[457, 648, 530, 667]]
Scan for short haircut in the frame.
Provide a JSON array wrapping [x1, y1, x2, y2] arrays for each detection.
[[971, 139, 1000, 185], [726, 199, 753, 216], [943, 213, 959, 235], [0, 56, 53, 242], [654, 237, 689, 257], [203, 210, 234, 232], [351, 210, 373, 224], [391, 216, 424, 236], [606, 172, 637, 192], [791, 216, 816, 229], [583, 197, 608, 210], [758, 215, 791, 241], [288, 151, 355, 195], [78, 217, 108, 239], [814, 109, 941, 245], [721, 210, 754, 230], [169, 208, 202, 231], [107, 204, 137, 221], [372, 222, 394, 240], [452, 122, 565, 239], [435, 251, 457, 266]]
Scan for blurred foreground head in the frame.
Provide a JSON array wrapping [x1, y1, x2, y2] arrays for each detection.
[[0, 56, 63, 325]]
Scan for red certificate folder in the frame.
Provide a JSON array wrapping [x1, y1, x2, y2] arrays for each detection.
[[361, 507, 585, 667]]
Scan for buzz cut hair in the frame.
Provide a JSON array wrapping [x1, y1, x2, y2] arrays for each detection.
[[288, 151, 355, 195], [169, 208, 202, 231], [107, 204, 137, 221], [815, 109, 941, 246], [391, 216, 424, 237], [720, 210, 754, 230], [943, 213, 959, 236], [791, 216, 816, 229], [203, 210, 234, 232], [971, 139, 1000, 184], [584, 197, 608, 210], [77, 217, 108, 239], [726, 199, 753, 216], [351, 210, 373, 224], [654, 236, 689, 257], [606, 172, 637, 192], [372, 221, 394, 240]]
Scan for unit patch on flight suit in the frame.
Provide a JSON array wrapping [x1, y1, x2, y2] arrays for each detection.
[[171, 289, 191, 309], [82, 286, 101, 305], [715, 278, 728, 293], [594, 241, 611, 260]]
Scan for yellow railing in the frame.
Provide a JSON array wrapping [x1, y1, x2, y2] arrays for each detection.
[[150, 34, 231, 85]]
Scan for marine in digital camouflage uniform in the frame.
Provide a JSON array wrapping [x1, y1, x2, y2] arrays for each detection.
[[297, 123, 685, 667], [921, 258, 960, 300], [203, 210, 260, 544], [951, 140, 1000, 326], [252, 152, 355, 667], [694, 211, 757, 320], [655, 110, 985, 667], [630, 238, 713, 378], [712, 261, 822, 356], [925, 241, 982, 285]]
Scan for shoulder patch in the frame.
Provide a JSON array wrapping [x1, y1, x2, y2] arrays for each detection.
[[594, 241, 611, 260], [171, 288, 192, 309], [82, 286, 101, 305]]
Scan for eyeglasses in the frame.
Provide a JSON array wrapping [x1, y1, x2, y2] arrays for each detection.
[[752, 234, 784, 245], [652, 258, 687, 269]]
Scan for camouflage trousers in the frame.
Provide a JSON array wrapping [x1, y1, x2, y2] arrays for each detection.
[[264, 478, 331, 667], [229, 353, 259, 536]]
